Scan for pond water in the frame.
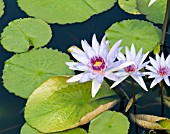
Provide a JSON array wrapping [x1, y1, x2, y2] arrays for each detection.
[[0, 0, 170, 134]]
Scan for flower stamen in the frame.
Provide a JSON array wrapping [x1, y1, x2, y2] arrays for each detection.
[[157, 66, 169, 77], [90, 56, 106, 73], [124, 64, 136, 73]]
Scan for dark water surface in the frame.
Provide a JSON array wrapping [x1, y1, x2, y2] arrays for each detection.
[[0, 0, 170, 134]]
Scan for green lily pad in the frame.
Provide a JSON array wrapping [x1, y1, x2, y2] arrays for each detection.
[[1, 18, 52, 53], [137, 0, 167, 24], [0, 0, 4, 18], [21, 123, 87, 134], [106, 19, 161, 53], [25, 76, 119, 133], [118, 0, 140, 14], [88, 111, 130, 134], [2, 48, 74, 98], [17, 0, 117, 24]]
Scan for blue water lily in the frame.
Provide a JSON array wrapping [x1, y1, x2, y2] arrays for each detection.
[[145, 53, 170, 88], [111, 44, 149, 91], [66, 34, 133, 97]]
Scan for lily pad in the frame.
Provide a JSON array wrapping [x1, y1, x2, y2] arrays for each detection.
[[25, 76, 119, 133], [17, 0, 117, 24], [118, 0, 140, 14], [137, 0, 167, 24], [88, 111, 130, 134], [2, 48, 74, 98], [21, 123, 87, 134], [1, 18, 52, 53], [106, 19, 161, 53], [0, 0, 4, 18]]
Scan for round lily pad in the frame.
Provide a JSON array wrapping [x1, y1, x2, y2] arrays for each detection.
[[106, 19, 161, 53], [137, 0, 167, 24], [118, 0, 140, 14], [17, 0, 117, 24], [1, 18, 52, 53], [21, 123, 87, 134], [25, 76, 119, 133], [88, 111, 130, 134], [0, 0, 4, 18], [2, 48, 74, 98]]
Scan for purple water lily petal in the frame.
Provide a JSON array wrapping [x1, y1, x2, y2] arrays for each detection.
[[150, 77, 162, 88], [131, 44, 136, 60], [148, 0, 157, 6], [107, 39, 122, 64], [66, 73, 85, 83], [92, 34, 100, 56], [92, 79, 102, 97], [81, 40, 96, 58]]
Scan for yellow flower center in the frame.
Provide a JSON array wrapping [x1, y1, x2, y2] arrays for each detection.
[[90, 56, 106, 73], [94, 61, 102, 67]]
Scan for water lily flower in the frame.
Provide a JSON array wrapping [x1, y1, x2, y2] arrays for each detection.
[[145, 53, 170, 88], [66, 34, 133, 97], [111, 44, 149, 91], [148, 0, 157, 7]]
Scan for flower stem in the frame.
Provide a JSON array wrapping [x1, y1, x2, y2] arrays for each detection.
[[160, 81, 165, 116], [131, 78, 138, 134], [131, 78, 136, 106], [104, 78, 125, 100], [161, 0, 170, 46], [104, 78, 125, 113]]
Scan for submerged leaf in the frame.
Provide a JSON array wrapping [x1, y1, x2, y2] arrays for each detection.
[[1, 18, 52, 53], [21, 123, 87, 134], [118, 0, 140, 14], [25, 76, 119, 133], [125, 93, 143, 112], [88, 111, 130, 134], [131, 114, 169, 130], [0, 0, 4, 18], [106, 19, 161, 53], [164, 96, 170, 109], [17, 0, 117, 24], [2, 48, 74, 98], [137, 0, 167, 24]]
